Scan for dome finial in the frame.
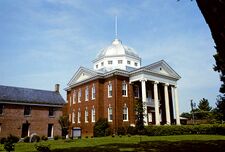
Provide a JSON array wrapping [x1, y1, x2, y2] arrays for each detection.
[[115, 16, 118, 39]]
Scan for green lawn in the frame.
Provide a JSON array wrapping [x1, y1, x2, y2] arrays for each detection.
[[1, 135, 225, 152]]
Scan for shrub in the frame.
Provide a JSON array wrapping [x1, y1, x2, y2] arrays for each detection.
[[53, 136, 60, 140], [127, 126, 137, 135], [23, 136, 30, 143], [35, 143, 51, 152], [105, 128, 112, 136], [117, 127, 126, 135], [31, 135, 40, 142], [7, 134, 19, 143], [93, 118, 109, 137], [41, 136, 48, 141], [145, 124, 225, 136], [4, 141, 15, 152], [0, 137, 7, 144]]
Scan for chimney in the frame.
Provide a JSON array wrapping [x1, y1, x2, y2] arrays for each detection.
[[55, 84, 60, 93]]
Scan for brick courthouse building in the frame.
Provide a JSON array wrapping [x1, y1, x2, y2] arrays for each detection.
[[66, 38, 181, 137], [0, 84, 65, 138]]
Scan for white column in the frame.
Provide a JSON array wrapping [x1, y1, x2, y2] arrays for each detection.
[[173, 86, 180, 125], [164, 83, 171, 125], [141, 79, 148, 126], [153, 81, 160, 125]]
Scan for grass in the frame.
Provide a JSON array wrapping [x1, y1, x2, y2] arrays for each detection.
[[1, 135, 225, 152]]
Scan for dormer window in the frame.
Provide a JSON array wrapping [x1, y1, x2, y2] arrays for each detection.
[[118, 60, 123, 64], [108, 60, 113, 65], [101, 62, 104, 66], [96, 64, 98, 69], [127, 60, 131, 65], [134, 62, 138, 66]]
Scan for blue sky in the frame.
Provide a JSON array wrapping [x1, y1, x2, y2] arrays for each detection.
[[0, 0, 220, 113]]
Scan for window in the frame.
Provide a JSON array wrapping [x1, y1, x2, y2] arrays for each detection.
[[108, 81, 112, 97], [70, 96, 72, 106], [127, 60, 131, 64], [49, 107, 55, 117], [0, 104, 4, 115], [101, 62, 104, 66], [92, 84, 96, 100], [78, 109, 81, 123], [134, 86, 139, 98], [72, 111, 75, 124], [108, 60, 113, 65], [96, 64, 98, 69], [148, 113, 152, 123], [47, 124, 53, 138], [118, 60, 123, 64], [108, 106, 113, 122], [78, 89, 81, 103], [122, 81, 127, 97], [85, 86, 89, 101], [85, 108, 88, 123], [134, 62, 138, 66], [123, 105, 128, 121], [91, 107, 95, 122], [73, 90, 76, 104], [24, 106, 31, 116]]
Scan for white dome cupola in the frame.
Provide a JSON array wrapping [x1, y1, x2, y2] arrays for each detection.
[[92, 38, 141, 72]]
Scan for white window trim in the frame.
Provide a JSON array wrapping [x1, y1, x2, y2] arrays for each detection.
[[72, 111, 75, 124], [91, 107, 95, 122], [85, 108, 88, 123], [85, 86, 89, 101], [108, 82, 112, 98], [78, 109, 81, 123], [78, 89, 81, 103], [122, 81, 128, 97], [123, 105, 128, 121], [92, 84, 96, 100], [108, 106, 113, 122], [73, 90, 76, 104]]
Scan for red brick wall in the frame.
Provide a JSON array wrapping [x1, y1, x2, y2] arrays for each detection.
[[67, 75, 136, 137], [0, 104, 62, 138]]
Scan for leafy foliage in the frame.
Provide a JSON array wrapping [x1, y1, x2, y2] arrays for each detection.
[[58, 115, 70, 137], [93, 118, 109, 137], [4, 141, 15, 152], [135, 98, 144, 132]]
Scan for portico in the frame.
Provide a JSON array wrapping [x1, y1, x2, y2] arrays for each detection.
[[130, 60, 181, 126]]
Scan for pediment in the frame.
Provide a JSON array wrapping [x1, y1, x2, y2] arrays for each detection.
[[144, 60, 181, 79], [67, 67, 98, 86]]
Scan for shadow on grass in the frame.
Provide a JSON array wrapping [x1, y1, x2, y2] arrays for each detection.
[[52, 140, 225, 152]]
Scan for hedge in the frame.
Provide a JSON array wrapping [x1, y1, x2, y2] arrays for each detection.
[[145, 124, 225, 136]]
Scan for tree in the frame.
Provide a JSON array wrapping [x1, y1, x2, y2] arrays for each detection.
[[58, 115, 70, 137], [135, 98, 144, 132], [93, 118, 109, 137], [198, 98, 212, 112], [195, 98, 212, 119], [180, 112, 191, 119]]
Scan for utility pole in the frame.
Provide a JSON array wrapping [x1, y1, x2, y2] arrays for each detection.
[[190, 99, 196, 125]]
